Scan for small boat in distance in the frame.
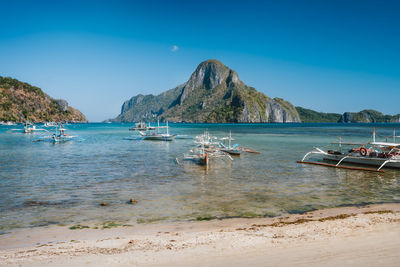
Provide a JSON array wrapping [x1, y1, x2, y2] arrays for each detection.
[[43, 122, 56, 127], [23, 122, 46, 133], [298, 128, 400, 172]]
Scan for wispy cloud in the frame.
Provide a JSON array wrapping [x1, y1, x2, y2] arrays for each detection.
[[171, 45, 179, 52]]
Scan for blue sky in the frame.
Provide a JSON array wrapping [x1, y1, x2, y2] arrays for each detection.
[[0, 0, 399, 121]]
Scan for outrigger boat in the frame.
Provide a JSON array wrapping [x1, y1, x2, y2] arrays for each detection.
[[179, 130, 233, 168], [23, 122, 47, 133], [33, 123, 77, 143], [9, 122, 46, 133], [219, 131, 241, 156], [51, 123, 77, 142], [298, 128, 400, 172], [183, 146, 210, 166], [133, 120, 176, 141]]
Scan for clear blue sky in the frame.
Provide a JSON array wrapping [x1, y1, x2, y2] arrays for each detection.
[[0, 0, 399, 121]]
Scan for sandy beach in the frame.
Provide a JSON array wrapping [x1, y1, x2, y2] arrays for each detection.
[[1, 203, 399, 266]]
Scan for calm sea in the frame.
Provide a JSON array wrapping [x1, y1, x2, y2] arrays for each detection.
[[0, 123, 399, 232]]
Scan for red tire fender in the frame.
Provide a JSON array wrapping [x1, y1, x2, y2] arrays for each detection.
[[359, 147, 368, 156]]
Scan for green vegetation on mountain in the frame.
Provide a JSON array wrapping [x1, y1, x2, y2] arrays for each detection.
[[0, 76, 87, 122], [112, 60, 301, 123], [296, 107, 341, 123]]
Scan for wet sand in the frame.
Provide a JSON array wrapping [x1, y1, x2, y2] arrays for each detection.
[[1, 203, 400, 266]]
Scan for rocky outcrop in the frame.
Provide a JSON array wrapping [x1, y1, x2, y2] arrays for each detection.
[[268, 98, 301, 123], [111, 59, 300, 123], [0, 76, 87, 122], [339, 112, 358, 123], [55, 99, 69, 112]]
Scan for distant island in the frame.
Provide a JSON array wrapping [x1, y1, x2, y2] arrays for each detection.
[[297, 107, 400, 123], [0, 76, 87, 123]]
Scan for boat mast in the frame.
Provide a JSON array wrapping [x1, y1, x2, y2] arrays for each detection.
[[166, 120, 169, 135], [229, 131, 232, 148]]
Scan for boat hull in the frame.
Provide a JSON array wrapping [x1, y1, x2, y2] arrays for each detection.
[[183, 156, 207, 165], [143, 135, 175, 141], [221, 149, 241, 156], [183, 154, 209, 166], [323, 154, 400, 169], [52, 137, 74, 143]]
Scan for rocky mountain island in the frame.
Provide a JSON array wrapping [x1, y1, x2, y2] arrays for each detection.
[[296, 107, 400, 123], [338, 110, 400, 123], [111, 59, 301, 123], [0, 76, 87, 122]]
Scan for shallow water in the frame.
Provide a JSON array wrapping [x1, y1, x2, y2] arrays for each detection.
[[0, 123, 399, 232]]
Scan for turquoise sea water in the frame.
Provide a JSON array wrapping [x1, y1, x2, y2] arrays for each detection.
[[0, 123, 399, 232]]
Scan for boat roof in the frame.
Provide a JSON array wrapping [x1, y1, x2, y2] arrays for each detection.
[[369, 142, 400, 147], [331, 141, 400, 147], [331, 142, 366, 145]]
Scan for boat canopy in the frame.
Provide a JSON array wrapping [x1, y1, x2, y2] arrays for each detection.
[[369, 142, 400, 147]]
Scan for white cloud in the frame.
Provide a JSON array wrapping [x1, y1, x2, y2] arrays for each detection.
[[171, 45, 179, 52]]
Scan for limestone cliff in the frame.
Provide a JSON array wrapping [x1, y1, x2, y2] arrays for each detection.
[[111, 60, 301, 123]]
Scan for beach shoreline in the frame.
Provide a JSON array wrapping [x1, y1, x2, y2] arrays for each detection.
[[1, 203, 399, 266]]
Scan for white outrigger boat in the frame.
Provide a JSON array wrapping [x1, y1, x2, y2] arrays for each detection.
[[23, 121, 47, 133], [9, 122, 46, 133], [180, 130, 233, 168], [51, 123, 77, 142], [298, 128, 400, 172], [133, 120, 176, 141], [33, 123, 77, 143]]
